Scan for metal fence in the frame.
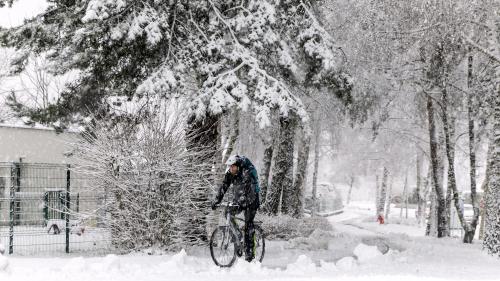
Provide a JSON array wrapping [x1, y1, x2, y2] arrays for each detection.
[[0, 162, 111, 255]]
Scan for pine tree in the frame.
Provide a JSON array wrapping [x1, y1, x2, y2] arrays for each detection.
[[2, 1, 352, 130]]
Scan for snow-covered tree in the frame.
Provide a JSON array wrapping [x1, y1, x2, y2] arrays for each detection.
[[1, 0, 355, 238], [376, 167, 388, 221]]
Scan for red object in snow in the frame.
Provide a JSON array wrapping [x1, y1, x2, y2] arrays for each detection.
[[377, 215, 385, 224]]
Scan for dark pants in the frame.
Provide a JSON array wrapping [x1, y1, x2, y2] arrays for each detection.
[[231, 195, 259, 260], [243, 207, 257, 259]]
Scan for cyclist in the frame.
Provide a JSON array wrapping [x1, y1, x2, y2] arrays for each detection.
[[212, 155, 260, 262]]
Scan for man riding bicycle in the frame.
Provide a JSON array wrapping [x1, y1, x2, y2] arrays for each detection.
[[211, 155, 260, 262]]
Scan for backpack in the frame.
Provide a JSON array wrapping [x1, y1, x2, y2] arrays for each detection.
[[240, 156, 260, 193]]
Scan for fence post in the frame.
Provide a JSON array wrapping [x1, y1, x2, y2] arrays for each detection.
[[9, 164, 15, 254], [14, 162, 21, 226], [66, 165, 71, 254]]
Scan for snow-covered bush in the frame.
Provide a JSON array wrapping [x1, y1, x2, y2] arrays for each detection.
[[256, 214, 332, 240], [74, 102, 214, 251]]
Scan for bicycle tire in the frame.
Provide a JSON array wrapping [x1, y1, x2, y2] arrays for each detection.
[[253, 226, 265, 263], [210, 226, 237, 267]]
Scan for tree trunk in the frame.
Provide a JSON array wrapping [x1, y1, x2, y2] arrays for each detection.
[[375, 174, 380, 218], [291, 121, 311, 218], [464, 54, 480, 243], [441, 89, 457, 237], [416, 151, 423, 222], [479, 138, 493, 240], [311, 116, 321, 217], [484, 85, 500, 255], [311, 117, 321, 217], [264, 114, 296, 215], [280, 113, 298, 216], [479, 172, 489, 240], [427, 94, 447, 238], [260, 141, 274, 206], [420, 166, 432, 226], [445, 173, 454, 236], [400, 173, 408, 219], [259, 124, 277, 206], [399, 175, 408, 218], [385, 176, 393, 222], [347, 174, 355, 205], [427, 188, 438, 236], [377, 167, 389, 221]]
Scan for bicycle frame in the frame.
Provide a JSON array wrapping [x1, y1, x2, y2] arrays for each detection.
[[220, 203, 244, 250]]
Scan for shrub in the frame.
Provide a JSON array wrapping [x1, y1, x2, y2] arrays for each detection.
[[74, 102, 214, 251]]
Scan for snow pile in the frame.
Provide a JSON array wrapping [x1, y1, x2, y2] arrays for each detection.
[[227, 259, 266, 276], [318, 260, 338, 272], [284, 255, 339, 275], [335, 256, 357, 271], [162, 249, 187, 269], [354, 243, 383, 262], [286, 255, 318, 274]]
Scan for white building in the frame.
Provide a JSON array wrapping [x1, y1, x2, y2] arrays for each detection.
[[0, 124, 79, 164]]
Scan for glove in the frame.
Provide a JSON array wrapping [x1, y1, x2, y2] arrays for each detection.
[[211, 200, 218, 210]]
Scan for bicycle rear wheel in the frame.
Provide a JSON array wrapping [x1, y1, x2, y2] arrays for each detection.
[[210, 226, 237, 267], [253, 226, 265, 263]]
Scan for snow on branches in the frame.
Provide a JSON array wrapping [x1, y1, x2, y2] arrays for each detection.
[[1, 0, 348, 128]]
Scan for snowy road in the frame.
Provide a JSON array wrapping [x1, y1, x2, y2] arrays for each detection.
[[2, 203, 500, 281]]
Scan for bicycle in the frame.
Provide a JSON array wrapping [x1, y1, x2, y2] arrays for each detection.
[[210, 202, 265, 267]]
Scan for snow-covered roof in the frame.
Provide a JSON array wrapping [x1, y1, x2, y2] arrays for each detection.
[[0, 120, 83, 134]]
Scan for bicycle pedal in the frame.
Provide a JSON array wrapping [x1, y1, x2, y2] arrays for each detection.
[[236, 248, 243, 257]]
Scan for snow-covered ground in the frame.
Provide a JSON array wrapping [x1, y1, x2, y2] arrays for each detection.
[[1, 201, 499, 281]]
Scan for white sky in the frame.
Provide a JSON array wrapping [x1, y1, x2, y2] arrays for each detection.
[[0, 0, 48, 28]]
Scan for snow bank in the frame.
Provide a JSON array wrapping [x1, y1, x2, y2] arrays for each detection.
[[162, 249, 187, 269], [336, 256, 357, 271], [353, 243, 383, 262], [286, 255, 318, 274]]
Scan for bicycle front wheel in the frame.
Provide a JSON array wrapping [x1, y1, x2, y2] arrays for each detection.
[[210, 226, 237, 267]]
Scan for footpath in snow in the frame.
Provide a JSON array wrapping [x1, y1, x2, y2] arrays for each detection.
[[1, 203, 500, 281]]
